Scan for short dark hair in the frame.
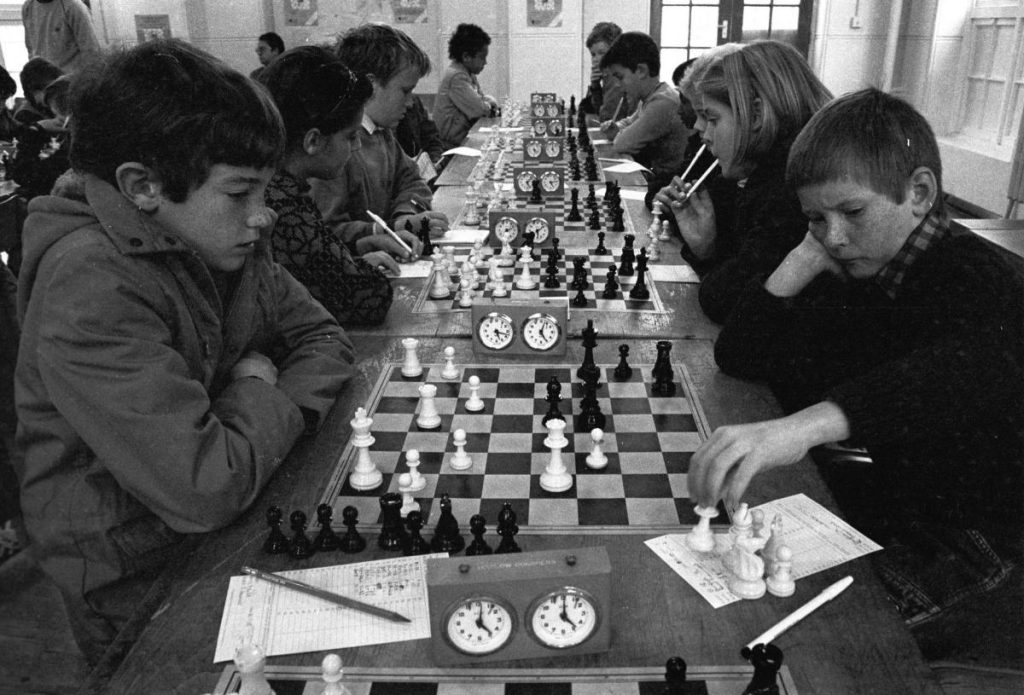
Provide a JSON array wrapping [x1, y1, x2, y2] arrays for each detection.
[[258, 32, 285, 54], [337, 24, 430, 83], [0, 64, 15, 102], [600, 32, 660, 76], [20, 57, 62, 106], [258, 46, 372, 149], [69, 39, 284, 203], [448, 23, 491, 62], [586, 22, 622, 50], [671, 58, 696, 86], [787, 88, 943, 204], [42, 74, 71, 115]]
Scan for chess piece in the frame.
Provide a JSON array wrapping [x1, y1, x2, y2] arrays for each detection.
[[585, 428, 608, 469], [652, 340, 677, 396], [686, 505, 718, 553], [320, 653, 351, 695], [766, 545, 795, 597], [728, 502, 753, 545], [742, 643, 784, 695], [495, 502, 521, 553], [378, 492, 408, 551], [613, 344, 633, 380], [403, 510, 431, 556], [430, 493, 466, 554], [595, 231, 608, 255], [540, 418, 573, 492], [629, 248, 650, 300], [601, 265, 618, 299], [313, 503, 341, 552], [572, 287, 588, 307], [544, 262, 561, 288], [416, 383, 442, 430], [348, 407, 382, 491], [542, 376, 565, 425], [234, 643, 276, 695], [618, 234, 635, 276], [465, 514, 493, 555], [339, 505, 366, 553], [263, 506, 288, 554], [458, 277, 474, 307], [401, 337, 423, 377], [750, 508, 766, 538], [577, 320, 600, 384], [576, 379, 605, 432], [567, 187, 582, 221], [397, 472, 420, 516], [465, 375, 486, 411], [418, 218, 434, 257], [728, 530, 768, 600], [288, 510, 313, 559], [428, 253, 451, 299], [515, 254, 537, 290], [402, 448, 426, 492], [571, 257, 589, 290], [662, 656, 687, 695], [449, 428, 473, 470], [441, 346, 460, 379], [762, 513, 784, 577], [588, 207, 602, 230]]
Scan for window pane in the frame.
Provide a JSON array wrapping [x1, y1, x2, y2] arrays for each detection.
[[773, 6, 799, 32], [1006, 82, 1024, 140], [744, 6, 771, 33], [982, 78, 1003, 133], [969, 24, 996, 77], [989, 21, 1014, 79], [964, 78, 986, 131], [661, 48, 690, 84], [0, 24, 27, 98], [691, 6, 720, 46], [661, 7, 692, 47]]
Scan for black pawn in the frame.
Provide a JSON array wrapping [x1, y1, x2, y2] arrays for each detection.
[[572, 287, 588, 307], [594, 232, 608, 255], [544, 263, 561, 289], [663, 656, 688, 695], [742, 643, 784, 695], [614, 344, 633, 380], [313, 503, 341, 552], [529, 179, 543, 204], [430, 493, 465, 554], [652, 340, 677, 396], [602, 265, 619, 299], [340, 505, 366, 553], [542, 376, 564, 426], [263, 506, 289, 554], [567, 188, 582, 222], [288, 510, 313, 559], [465, 514, 493, 556], [495, 502, 521, 554], [378, 492, 408, 550], [588, 207, 602, 230], [403, 510, 431, 556], [571, 257, 589, 290]]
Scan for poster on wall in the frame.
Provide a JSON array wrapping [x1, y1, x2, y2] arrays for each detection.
[[527, 0, 562, 28], [135, 14, 172, 42], [285, 0, 319, 27], [390, 0, 429, 23]]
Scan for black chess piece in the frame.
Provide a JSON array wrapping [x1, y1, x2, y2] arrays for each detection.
[[618, 234, 636, 276], [572, 287, 588, 307], [522, 230, 536, 261], [550, 237, 561, 261], [378, 492, 408, 551], [602, 264, 619, 299], [742, 643, 784, 695], [594, 231, 608, 255], [288, 510, 314, 559], [577, 319, 600, 384], [403, 510, 431, 556], [544, 262, 561, 288], [340, 505, 366, 553], [430, 493, 465, 554], [263, 506, 289, 554], [629, 248, 650, 300], [585, 184, 597, 209], [662, 656, 688, 695], [614, 344, 633, 380], [495, 502, 521, 554], [416, 218, 434, 258], [576, 379, 605, 432], [571, 257, 589, 291], [312, 503, 341, 552], [568, 94, 576, 121], [529, 179, 543, 204], [567, 188, 582, 222], [588, 207, 602, 231], [546, 244, 560, 271], [465, 514, 493, 556], [542, 376, 565, 426], [652, 340, 677, 396], [611, 205, 625, 232]]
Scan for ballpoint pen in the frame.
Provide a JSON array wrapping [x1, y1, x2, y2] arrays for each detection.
[[366, 210, 415, 257], [741, 575, 853, 656]]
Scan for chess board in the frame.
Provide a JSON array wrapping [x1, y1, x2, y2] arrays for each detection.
[[319, 362, 729, 535], [210, 664, 800, 694]]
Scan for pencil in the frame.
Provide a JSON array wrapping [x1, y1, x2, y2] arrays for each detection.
[[611, 96, 625, 123], [677, 143, 707, 184], [366, 210, 415, 257], [410, 198, 428, 212], [743, 576, 853, 654], [680, 159, 720, 203], [241, 566, 412, 624]]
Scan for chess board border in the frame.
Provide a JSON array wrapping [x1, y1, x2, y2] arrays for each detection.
[[318, 361, 714, 536], [212, 664, 800, 695]]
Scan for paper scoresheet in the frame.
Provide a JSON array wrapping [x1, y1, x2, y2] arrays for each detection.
[[646, 493, 882, 608], [214, 554, 445, 662]]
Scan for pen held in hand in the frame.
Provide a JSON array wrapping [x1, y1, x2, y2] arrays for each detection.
[[366, 210, 415, 258], [679, 159, 720, 204], [241, 566, 412, 623], [611, 95, 625, 123], [677, 143, 707, 184]]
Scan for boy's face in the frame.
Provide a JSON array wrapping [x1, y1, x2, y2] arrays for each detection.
[[589, 41, 611, 68], [256, 41, 277, 66], [798, 178, 920, 279], [606, 63, 643, 100], [696, 96, 743, 178], [152, 164, 275, 273], [365, 64, 421, 129], [462, 46, 489, 75], [312, 121, 363, 180]]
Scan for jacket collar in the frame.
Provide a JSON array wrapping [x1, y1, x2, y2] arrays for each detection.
[[84, 174, 195, 258]]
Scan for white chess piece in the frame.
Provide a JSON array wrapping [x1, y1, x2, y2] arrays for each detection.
[[458, 278, 474, 307], [444, 245, 457, 273], [497, 237, 515, 266], [686, 505, 718, 553], [398, 472, 420, 516], [465, 375, 485, 412], [347, 407, 382, 491], [585, 427, 608, 469], [540, 418, 573, 492], [658, 219, 672, 242], [416, 383, 442, 429], [320, 653, 351, 695], [441, 346, 460, 380], [750, 508, 765, 538], [728, 503, 752, 545], [400, 337, 422, 377], [487, 257, 503, 289], [449, 428, 473, 470], [428, 252, 451, 299], [766, 545, 795, 597], [761, 513, 784, 577], [515, 254, 537, 290], [235, 643, 275, 695], [727, 532, 768, 600], [492, 276, 508, 297], [404, 449, 426, 492]]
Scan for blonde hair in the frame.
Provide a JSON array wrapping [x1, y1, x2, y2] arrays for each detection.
[[678, 43, 742, 104]]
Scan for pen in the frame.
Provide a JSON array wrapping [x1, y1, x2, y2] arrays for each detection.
[[241, 566, 412, 624], [365, 210, 415, 258], [742, 575, 853, 656], [679, 159, 719, 204], [611, 95, 625, 123], [676, 143, 707, 185], [410, 198, 428, 212]]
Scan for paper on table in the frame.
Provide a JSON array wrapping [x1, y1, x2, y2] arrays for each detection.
[[439, 228, 490, 244], [443, 146, 482, 157], [645, 493, 882, 608], [397, 260, 433, 278], [648, 263, 700, 284], [214, 555, 446, 662], [589, 138, 611, 146], [618, 189, 647, 201], [603, 161, 652, 174], [415, 151, 437, 182]]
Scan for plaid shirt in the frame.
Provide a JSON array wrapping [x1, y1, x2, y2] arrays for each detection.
[[874, 205, 949, 299]]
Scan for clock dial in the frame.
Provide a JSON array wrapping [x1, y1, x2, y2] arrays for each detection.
[[517, 170, 538, 193], [444, 596, 516, 656], [532, 104, 546, 117], [522, 313, 561, 351], [525, 217, 550, 244], [544, 139, 561, 158], [532, 120, 547, 136], [540, 170, 561, 192], [494, 216, 520, 243], [477, 312, 515, 350], [528, 587, 601, 649], [526, 140, 542, 157], [548, 120, 563, 135], [545, 103, 559, 117]]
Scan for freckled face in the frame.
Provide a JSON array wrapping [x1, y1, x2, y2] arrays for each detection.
[[695, 96, 744, 179]]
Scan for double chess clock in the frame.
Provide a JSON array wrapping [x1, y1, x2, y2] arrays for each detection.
[[471, 297, 567, 356], [427, 547, 611, 664]]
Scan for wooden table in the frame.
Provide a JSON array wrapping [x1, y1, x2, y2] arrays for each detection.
[[102, 336, 943, 695], [951, 217, 1024, 258]]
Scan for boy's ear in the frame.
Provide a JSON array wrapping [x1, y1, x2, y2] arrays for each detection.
[[115, 162, 161, 211], [908, 166, 938, 217], [302, 127, 326, 155], [635, 63, 650, 79]]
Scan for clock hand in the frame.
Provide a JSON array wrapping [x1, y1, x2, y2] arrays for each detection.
[[475, 603, 493, 636], [559, 596, 577, 628]]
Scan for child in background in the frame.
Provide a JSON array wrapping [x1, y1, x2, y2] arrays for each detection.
[[11, 74, 71, 200], [579, 22, 633, 124], [655, 40, 831, 323], [0, 64, 19, 140], [258, 46, 395, 327], [15, 39, 355, 666], [13, 56, 62, 126], [433, 23, 498, 150]]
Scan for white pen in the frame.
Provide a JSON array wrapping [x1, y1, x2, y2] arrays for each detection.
[[366, 210, 415, 258], [743, 575, 854, 655], [678, 159, 720, 205], [676, 143, 707, 185]]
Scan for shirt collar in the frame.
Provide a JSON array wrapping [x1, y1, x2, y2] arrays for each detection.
[[361, 113, 379, 135], [873, 204, 949, 299]]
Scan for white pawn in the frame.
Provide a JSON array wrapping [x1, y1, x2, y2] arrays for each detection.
[[404, 449, 426, 492], [449, 428, 473, 470], [234, 643, 275, 695], [401, 337, 422, 377], [398, 473, 420, 516], [540, 418, 572, 492], [766, 545, 795, 597], [585, 428, 608, 469], [686, 505, 718, 553], [658, 218, 672, 242], [465, 375, 485, 411], [444, 245, 457, 273], [416, 383, 441, 429], [441, 346, 460, 379], [492, 276, 508, 297], [458, 278, 474, 307], [750, 508, 765, 538], [320, 653, 351, 695]]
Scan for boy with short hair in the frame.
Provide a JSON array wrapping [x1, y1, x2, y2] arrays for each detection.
[[689, 88, 1023, 625], [311, 24, 446, 256], [433, 23, 498, 150], [579, 21, 633, 123], [251, 31, 284, 80], [15, 39, 355, 665]]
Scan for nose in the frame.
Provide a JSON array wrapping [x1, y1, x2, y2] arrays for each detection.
[[822, 218, 849, 249], [694, 115, 707, 134]]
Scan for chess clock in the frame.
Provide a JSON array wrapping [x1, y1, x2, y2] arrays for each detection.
[[531, 92, 557, 105], [487, 210, 558, 248], [471, 297, 567, 356], [522, 138, 564, 163], [524, 139, 544, 159], [427, 547, 611, 665], [531, 103, 546, 118], [511, 167, 564, 198], [525, 216, 550, 243], [532, 119, 548, 137]]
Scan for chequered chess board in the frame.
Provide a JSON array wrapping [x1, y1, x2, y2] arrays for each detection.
[[320, 362, 728, 534]]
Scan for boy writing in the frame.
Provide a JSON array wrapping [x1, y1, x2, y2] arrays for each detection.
[[14, 39, 356, 665]]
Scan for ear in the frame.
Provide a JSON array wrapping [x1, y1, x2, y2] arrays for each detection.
[[908, 166, 938, 217], [115, 162, 161, 212], [302, 127, 327, 156], [635, 63, 650, 80]]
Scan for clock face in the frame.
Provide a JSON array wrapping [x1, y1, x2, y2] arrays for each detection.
[[525, 217, 550, 243], [528, 587, 601, 649], [517, 170, 537, 193], [548, 120, 563, 135], [544, 139, 561, 158], [532, 104, 546, 117], [522, 312, 561, 351], [477, 312, 515, 350], [526, 140, 542, 157], [540, 170, 561, 192], [494, 216, 520, 243], [545, 104, 559, 117], [532, 120, 547, 136], [444, 596, 516, 656]]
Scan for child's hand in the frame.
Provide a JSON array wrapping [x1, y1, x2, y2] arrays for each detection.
[[599, 119, 617, 135], [764, 231, 842, 297], [355, 231, 421, 262], [361, 250, 401, 275], [394, 211, 448, 239], [671, 185, 717, 260], [231, 351, 278, 385]]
